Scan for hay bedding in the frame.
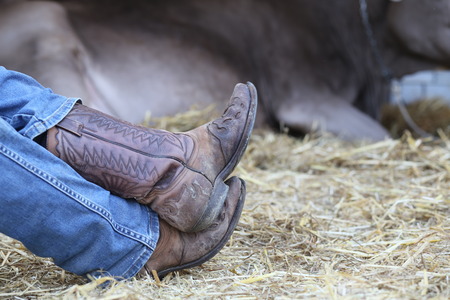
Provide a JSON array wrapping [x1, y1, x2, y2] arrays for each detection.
[[0, 109, 449, 299]]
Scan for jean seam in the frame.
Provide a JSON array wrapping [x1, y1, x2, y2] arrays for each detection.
[[0, 143, 155, 249], [121, 247, 152, 278]]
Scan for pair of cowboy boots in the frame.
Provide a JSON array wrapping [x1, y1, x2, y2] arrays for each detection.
[[44, 82, 257, 277]]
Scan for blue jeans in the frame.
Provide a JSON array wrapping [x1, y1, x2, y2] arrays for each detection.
[[0, 66, 159, 278]]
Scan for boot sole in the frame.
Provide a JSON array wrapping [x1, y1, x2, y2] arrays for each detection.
[[219, 82, 258, 180], [190, 82, 257, 232], [157, 177, 246, 279]]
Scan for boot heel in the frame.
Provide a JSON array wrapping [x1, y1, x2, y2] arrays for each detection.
[[189, 179, 229, 232]]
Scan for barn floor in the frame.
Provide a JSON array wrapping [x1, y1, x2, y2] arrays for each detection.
[[1, 107, 449, 299]]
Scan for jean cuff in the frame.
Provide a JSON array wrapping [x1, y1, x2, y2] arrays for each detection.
[[23, 97, 80, 140]]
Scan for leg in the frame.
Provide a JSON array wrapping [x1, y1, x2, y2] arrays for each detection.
[[274, 91, 389, 141], [0, 117, 159, 278], [0, 116, 246, 279], [0, 66, 257, 233], [45, 83, 257, 232], [0, 66, 249, 278], [0, 66, 78, 139]]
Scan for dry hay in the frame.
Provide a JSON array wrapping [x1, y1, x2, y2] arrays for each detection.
[[1, 108, 449, 299]]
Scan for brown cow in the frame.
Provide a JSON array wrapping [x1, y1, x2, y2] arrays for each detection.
[[0, 0, 449, 140]]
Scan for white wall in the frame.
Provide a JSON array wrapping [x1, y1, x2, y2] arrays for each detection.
[[390, 70, 450, 104]]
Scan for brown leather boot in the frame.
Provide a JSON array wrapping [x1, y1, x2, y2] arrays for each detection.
[[46, 82, 257, 232], [142, 176, 245, 279]]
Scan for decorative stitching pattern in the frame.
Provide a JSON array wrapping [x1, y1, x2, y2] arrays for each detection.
[[87, 112, 188, 152]]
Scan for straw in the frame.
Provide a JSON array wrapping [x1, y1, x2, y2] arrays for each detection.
[[1, 106, 449, 299]]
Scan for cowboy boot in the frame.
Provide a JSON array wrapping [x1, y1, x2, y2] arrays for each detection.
[[142, 176, 245, 279], [46, 82, 257, 232]]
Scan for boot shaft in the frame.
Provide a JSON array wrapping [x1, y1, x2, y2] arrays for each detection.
[[47, 104, 197, 199]]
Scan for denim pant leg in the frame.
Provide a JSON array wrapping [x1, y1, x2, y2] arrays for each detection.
[[0, 66, 81, 139], [0, 67, 159, 278]]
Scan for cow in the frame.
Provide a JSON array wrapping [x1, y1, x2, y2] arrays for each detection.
[[0, 0, 449, 140]]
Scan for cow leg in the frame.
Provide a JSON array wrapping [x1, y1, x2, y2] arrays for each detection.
[[0, 1, 102, 109], [274, 93, 390, 141]]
